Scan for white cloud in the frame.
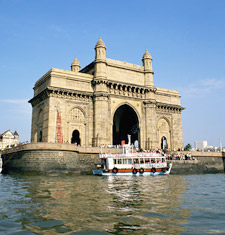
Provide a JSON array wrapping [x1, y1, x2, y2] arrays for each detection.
[[179, 79, 225, 98], [0, 99, 31, 115], [0, 99, 28, 104]]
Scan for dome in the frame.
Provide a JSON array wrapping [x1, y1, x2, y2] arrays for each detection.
[[142, 49, 152, 60], [95, 37, 106, 48], [71, 57, 80, 67]]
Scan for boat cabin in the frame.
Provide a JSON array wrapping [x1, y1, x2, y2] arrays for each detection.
[[100, 153, 167, 170]]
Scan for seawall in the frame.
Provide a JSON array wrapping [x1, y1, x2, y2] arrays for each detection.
[[169, 151, 225, 174], [1, 143, 120, 175], [1, 143, 225, 175]]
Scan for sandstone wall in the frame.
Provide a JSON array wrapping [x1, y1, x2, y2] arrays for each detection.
[[1, 144, 224, 175], [168, 151, 225, 174], [1, 150, 100, 175], [169, 157, 225, 175], [1, 143, 118, 175]]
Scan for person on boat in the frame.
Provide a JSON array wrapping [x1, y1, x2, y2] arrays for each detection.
[[134, 140, 139, 150]]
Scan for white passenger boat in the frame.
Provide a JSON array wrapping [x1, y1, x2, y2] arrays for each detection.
[[93, 136, 172, 176], [0, 157, 2, 173]]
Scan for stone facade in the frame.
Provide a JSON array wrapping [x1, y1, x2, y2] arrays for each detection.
[[29, 38, 184, 150]]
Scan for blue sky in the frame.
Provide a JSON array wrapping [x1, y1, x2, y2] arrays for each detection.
[[0, 0, 225, 147]]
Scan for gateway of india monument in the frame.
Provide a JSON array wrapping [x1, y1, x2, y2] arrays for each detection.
[[29, 38, 184, 150]]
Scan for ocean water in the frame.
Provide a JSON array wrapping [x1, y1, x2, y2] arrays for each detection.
[[0, 173, 224, 234]]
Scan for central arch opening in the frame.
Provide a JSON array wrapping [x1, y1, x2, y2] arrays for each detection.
[[113, 104, 139, 146]]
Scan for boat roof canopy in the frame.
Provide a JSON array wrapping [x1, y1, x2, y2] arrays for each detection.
[[100, 153, 166, 159]]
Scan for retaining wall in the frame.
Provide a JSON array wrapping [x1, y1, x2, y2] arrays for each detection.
[[1, 143, 107, 174], [168, 151, 225, 174], [1, 143, 225, 175]]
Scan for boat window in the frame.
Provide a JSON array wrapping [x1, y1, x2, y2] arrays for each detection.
[[128, 159, 132, 164], [122, 159, 127, 164], [151, 158, 156, 163], [118, 159, 122, 164], [113, 159, 117, 164], [145, 158, 150, 163], [134, 159, 139, 164], [140, 158, 144, 164], [101, 159, 106, 168]]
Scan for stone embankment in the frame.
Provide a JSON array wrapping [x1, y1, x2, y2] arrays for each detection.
[[0, 143, 225, 175], [0, 143, 117, 174], [168, 151, 225, 174]]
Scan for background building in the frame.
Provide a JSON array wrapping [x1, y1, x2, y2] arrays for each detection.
[[29, 38, 184, 150], [192, 140, 224, 152], [194, 141, 208, 151], [0, 130, 19, 150]]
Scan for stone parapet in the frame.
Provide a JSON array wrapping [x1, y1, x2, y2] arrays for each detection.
[[106, 58, 143, 72], [1, 143, 121, 155], [169, 150, 224, 158]]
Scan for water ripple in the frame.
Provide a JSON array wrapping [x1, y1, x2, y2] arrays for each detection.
[[0, 173, 225, 234]]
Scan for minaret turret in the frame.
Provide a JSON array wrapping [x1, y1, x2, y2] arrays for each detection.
[[93, 37, 109, 146], [95, 37, 106, 61], [71, 57, 80, 73], [94, 37, 107, 79], [142, 49, 154, 86]]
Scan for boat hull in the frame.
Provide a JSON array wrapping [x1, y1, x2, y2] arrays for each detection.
[[93, 164, 172, 176]]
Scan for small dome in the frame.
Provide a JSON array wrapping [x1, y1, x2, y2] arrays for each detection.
[[71, 57, 80, 67], [95, 37, 106, 48], [142, 49, 152, 60]]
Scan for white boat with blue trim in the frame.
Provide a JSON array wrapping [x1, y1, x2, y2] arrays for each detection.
[[93, 136, 172, 176]]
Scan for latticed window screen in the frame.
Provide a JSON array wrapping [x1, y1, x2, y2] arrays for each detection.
[[71, 108, 84, 121], [158, 119, 169, 132]]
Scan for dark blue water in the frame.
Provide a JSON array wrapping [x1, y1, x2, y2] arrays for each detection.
[[0, 173, 224, 234]]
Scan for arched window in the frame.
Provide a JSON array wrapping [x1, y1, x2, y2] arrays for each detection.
[[71, 130, 80, 145], [71, 108, 84, 121], [37, 109, 43, 142], [161, 136, 167, 150], [158, 118, 170, 149], [39, 131, 42, 142]]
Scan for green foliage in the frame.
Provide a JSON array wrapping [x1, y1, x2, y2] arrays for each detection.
[[184, 143, 192, 151]]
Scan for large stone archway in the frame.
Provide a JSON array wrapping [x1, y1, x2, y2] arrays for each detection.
[[30, 38, 184, 150], [113, 104, 139, 146]]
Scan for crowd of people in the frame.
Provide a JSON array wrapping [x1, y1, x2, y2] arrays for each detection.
[[100, 144, 196, 161], [166, 153, 196, 161]]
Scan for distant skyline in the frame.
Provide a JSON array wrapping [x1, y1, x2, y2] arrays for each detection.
[[0, 0, 225, 147]]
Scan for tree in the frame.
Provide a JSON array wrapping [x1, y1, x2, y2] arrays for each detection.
[[184, 143, 192, 151]]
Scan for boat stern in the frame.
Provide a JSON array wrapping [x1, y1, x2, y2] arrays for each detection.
[[167, 163, 173, 174], [92, 169, 103, 176]]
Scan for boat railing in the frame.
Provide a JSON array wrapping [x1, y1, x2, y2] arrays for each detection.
[[112, 162, 167, 169], [99, 152, 165, 159]]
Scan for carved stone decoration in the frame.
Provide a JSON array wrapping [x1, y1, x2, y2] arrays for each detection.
[[29, 38, 184, 150]]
